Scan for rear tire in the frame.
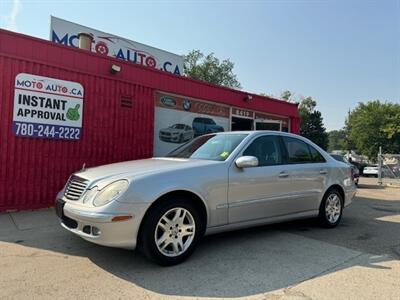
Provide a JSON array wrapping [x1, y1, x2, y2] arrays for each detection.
[[318, 189, 343, 228], [139, 197, 204, 266]]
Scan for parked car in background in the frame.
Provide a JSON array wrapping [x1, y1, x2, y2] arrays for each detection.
[[363, 165, 379, 177], [159, 124, 194, 143], [56, 131, 356, 266], [192, 117, 224, 137], [330, 154, 359, 185], [362, 164, 396, 178]]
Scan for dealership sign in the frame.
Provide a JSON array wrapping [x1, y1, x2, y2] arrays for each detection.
[[13, 73, 84, 140], [50, 16, 183, 76]]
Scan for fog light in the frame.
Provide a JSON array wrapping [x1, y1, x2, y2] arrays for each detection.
[[83, 225, 91, 234], [92, 227, 101, 236]]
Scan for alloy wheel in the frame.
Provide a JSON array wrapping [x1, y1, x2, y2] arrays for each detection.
[[325, 193, 342, 224], [154, 207, 196, 257]]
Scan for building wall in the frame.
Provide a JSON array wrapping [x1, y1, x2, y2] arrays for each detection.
[[0, 29, 300, 211], [0, 55, 154, 211]]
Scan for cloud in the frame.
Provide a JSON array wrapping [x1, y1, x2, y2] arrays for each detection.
[[3, 0, 22, 31]]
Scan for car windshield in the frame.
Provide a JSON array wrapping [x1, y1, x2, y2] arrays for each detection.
[[171, 124, 185, 129], [167, 134, 247, 161]]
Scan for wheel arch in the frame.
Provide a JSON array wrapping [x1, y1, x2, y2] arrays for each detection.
[[323, 184, 345, 204], [137, 189, 209, 247]]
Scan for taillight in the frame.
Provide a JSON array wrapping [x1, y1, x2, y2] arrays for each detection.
[[350, 168, 355, 181]]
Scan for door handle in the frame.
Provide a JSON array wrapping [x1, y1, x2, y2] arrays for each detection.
[[319, 170, 328, 175], [279, 172, 289, 178]]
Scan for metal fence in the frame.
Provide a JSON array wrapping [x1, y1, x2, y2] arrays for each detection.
[[377, 147, 400, 187]]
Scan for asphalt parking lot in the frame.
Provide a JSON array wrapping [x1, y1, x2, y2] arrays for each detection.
[[0, 177, 399, 300]]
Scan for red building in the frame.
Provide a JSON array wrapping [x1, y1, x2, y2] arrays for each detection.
[[0, 29, 300, 211]]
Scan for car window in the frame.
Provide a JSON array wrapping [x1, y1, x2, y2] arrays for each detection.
[[172, 124, 185, 129], [309, 145, 326, 162], [243, 135, 283, 166], [282, 136, 312, 164]]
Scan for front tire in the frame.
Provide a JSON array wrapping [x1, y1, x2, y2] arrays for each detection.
[[139, 197, 204, 266], [318, 189, 343, 228]]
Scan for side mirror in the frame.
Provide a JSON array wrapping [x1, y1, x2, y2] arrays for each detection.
[[235, 156, 259, 168]]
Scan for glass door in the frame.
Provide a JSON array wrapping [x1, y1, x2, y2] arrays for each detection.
[[255, 119, 282, 131]]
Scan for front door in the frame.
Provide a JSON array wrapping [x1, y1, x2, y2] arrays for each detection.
[[231, 116, 253, 131], [228, 134, 293, 223]]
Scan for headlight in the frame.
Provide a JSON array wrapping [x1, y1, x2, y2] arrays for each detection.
[[93, 180, 129, 207], [82, 187, 98, 204]]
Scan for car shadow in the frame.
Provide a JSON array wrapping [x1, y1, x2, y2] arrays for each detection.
[[1, 191, 399, 298], [357, 182, 385, 189]]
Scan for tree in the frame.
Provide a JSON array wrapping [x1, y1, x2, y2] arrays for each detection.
[[327, 129, 346, 152], [346, 100, 400, 159], [298, 96, 317, 114], [342, 111, 357, 151], [281, 90, 292, 101], [184, 50, 241, 89], [298, 96, 328, 150]]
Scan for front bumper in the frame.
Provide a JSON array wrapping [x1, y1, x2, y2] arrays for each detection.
[[56, 198, 150, 249]]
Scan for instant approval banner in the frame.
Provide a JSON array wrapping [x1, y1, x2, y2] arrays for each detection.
[[13, 73, 84, 140]]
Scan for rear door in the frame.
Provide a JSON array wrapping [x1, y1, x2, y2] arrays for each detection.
[[280, 136, 328, 211]]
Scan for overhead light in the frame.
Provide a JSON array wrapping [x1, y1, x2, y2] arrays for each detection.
[[110, 64, 121, 74]]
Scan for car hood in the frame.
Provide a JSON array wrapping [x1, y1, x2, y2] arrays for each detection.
[[73, 158, 218, 187]]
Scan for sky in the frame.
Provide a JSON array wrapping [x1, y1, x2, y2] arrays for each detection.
[[1, 0, 399, 130]]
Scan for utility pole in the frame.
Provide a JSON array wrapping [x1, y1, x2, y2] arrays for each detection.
[[378, 146, 383, 185]]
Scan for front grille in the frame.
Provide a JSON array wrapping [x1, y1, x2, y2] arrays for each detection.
[[64, 176, 88, 200]]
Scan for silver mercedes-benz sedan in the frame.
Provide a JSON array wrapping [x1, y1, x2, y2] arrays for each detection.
[[56, 131, 356, 265]]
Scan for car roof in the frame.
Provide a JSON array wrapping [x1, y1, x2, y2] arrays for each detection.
[[214, 130, 299, 138]]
